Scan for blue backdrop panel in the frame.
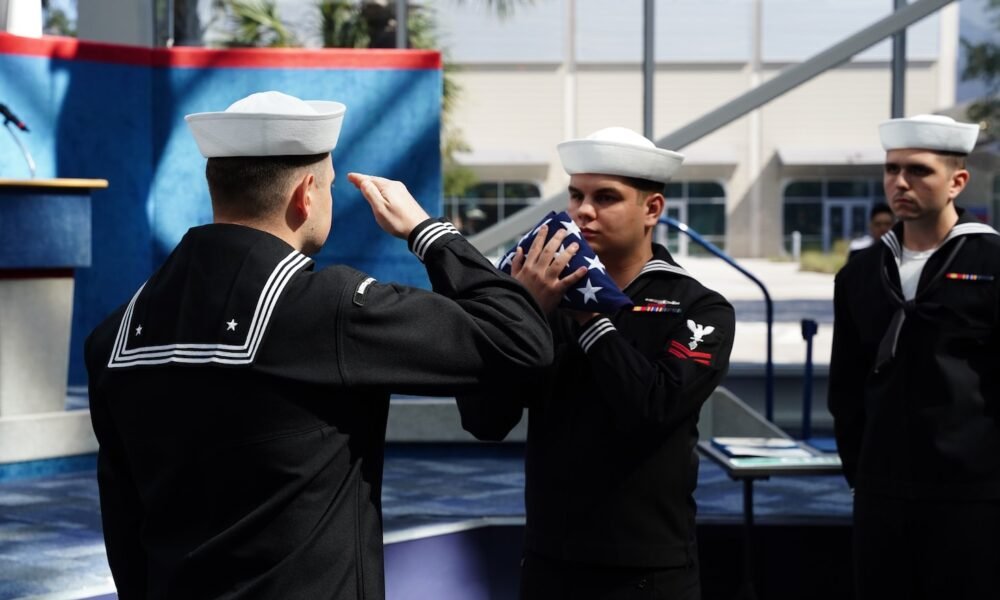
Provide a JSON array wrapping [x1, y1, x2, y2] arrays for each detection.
[[0, 189, 92, 268], [0, 34, 442, 385]]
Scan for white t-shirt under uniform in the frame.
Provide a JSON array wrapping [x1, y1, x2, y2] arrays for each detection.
[[897, 247, 937, 301]]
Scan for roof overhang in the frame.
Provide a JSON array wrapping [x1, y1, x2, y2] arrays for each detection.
[[454, 149, 549, 167], [778, 146, 884, 166]]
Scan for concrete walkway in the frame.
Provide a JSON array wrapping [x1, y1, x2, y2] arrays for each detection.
[[677, 257, 836, 366]]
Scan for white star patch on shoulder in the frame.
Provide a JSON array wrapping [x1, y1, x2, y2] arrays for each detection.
[[226, 319, 238, 332], [135, 325, 143, 336], [686, 319, 715, 350]]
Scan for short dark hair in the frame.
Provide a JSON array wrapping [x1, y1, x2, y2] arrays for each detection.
[[937, 151, 967, 171], [870, 202, 892, 219], [206, 153, 329, 218], [618, 175, 666, 194]]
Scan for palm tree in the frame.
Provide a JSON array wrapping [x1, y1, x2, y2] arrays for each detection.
[[41, 0, 76, 36], [454, 0, 533, 20], [961, 0, 1000, 136], [317, 1, 476, 197], [217, 0, 299, 48]]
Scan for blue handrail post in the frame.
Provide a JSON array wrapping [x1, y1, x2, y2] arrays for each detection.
[[660, 216, 775, 421], [800, 319, 819, 439]]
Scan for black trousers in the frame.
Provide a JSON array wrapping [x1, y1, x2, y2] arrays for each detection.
[[853, 492, 1000, 600], [520, 550, 700, 600]]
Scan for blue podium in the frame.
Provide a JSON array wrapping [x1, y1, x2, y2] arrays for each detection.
[[0, 178, 107, 464]]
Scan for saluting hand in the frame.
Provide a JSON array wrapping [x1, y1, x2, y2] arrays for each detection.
[[511, 224, 588, 314], [348, 173, 431, 240]]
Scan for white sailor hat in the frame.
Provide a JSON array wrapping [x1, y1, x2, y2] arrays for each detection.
[[185, 91, 347, 158], [557, 127, 685, 184], [879, 114, 980, 155]]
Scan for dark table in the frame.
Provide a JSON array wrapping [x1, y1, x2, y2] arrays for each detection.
[[697, 440, 842, 600]]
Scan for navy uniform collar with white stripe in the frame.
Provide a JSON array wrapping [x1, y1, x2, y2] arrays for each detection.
[[578, 243, 697, 353], [874, 208, 999, 371], [880, 207, 998, 262], [624, 243, 693, 291], [108, 224, 314, 369]]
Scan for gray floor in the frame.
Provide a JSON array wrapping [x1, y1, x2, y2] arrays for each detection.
[[0, 444, 851, 599]]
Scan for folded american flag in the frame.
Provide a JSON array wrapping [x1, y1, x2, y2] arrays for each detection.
[[497, 211, 633, 313]]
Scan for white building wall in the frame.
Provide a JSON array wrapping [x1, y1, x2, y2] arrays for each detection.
[[435, 0, 961, 257]]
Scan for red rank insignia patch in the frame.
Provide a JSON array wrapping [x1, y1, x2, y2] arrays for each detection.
[[667, 340, 712, 366]]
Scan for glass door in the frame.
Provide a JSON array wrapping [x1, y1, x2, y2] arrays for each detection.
[[823, 200, 869, 252], [657, 201, 688, 256]]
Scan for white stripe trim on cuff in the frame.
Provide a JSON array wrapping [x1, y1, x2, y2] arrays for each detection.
[[579, 317, 616, 353], [411, 222, 461, 261]]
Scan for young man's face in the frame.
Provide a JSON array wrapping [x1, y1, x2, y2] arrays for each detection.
[[567, 173, 661, 261], [883, 149, 968, 224]]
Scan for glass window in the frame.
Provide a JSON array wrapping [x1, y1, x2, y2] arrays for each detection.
[[464, 182, 499, 199], [783, 202, 823, 236], [784, 181, 822, 198], [783, 179, 883, 253], [663, 182, 684, 198], [689, 203, 725, 236], [828, 180, 870, 198], [688, 182, 725, 199], [447, 180, 542, 236], [663, 181, 728, 254], [501, 182, 541, 199]]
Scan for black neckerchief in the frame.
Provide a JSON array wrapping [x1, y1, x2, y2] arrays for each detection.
[[873, 208, 996, 372]]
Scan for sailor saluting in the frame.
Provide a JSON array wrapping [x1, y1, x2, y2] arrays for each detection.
[[85, 91, 552, 599]]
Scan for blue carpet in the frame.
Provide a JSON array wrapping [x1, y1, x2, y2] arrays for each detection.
[[0, 444, 851, 598]]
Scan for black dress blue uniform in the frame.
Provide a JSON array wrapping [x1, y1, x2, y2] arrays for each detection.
[[829, 210, 1000, 598], [86, 219, 552, 599], [459, 243, 735, 599]]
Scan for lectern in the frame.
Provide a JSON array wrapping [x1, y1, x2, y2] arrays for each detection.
[[0, 178, 107, 464]]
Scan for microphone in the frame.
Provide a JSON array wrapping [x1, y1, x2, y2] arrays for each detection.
[[0, 104, 28, 132]]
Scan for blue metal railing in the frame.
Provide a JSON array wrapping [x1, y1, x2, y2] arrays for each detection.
[[660, 216, 775, 422]]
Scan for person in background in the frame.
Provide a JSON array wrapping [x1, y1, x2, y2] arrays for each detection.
[[847, 202, 894, 260], [829, 114, 1000, 599]]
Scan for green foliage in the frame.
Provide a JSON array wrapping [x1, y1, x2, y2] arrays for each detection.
[[212, 0, 484, 198], [43, 9, 76, 37], [218, 0, 299, 48], [452, 0, 536, 20], [317, 1, 477, 196], [41, 0, 76, 36], [960, 0, 1000, 136], [318, 0, 369, 48], [799, 240, 849, 274]]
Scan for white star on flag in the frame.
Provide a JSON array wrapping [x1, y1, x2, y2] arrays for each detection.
[[585, 255, 606, 273], [530, 218, 552, 237], [226, 319, 238, 331], [576, 278, 604, 304], [560, 219, 582, 238], [497, 210, 633, 313]]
